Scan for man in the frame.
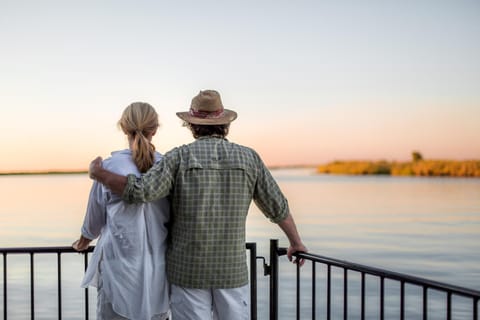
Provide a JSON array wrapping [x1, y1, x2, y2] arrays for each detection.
[[89, 90, 307, 320]]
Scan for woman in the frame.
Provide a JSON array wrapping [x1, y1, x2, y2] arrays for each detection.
[[73, 102, 170, 320]]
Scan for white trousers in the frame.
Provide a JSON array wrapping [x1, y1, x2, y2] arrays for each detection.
[[170, 284, 250, 320]]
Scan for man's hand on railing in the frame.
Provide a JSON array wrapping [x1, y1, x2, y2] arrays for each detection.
[[277, 213, 308, 266], [287, 243, 308, 267]]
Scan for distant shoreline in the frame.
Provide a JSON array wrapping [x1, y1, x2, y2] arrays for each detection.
[[0, 166, 315, 176], [0, 170, 88, 176], [2, 160, 479, 177]]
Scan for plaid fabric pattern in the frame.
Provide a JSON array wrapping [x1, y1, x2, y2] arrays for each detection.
[[123, 137, 289, 288]]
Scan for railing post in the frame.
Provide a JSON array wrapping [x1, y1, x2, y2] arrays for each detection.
[[84, 252, 89, 320], [312, 263, 316, 320], [269, 239, 279, 320], [344, 268, 348, 320], [474, 298, 478, 320], [246, 243, 257, 320], [327, 265, 331, 320], [380, 276, 385, 320], [296, 262, 300, 320], [361, 272, 366, 320], [3, 253, 7, 320], [401, 281, 405, 320], [30, 253, 34, 320], [57, 252, 62, 320], [423, 286, 428, 320]]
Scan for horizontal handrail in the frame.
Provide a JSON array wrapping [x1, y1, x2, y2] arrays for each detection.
[[1, 246, 94, 254], [281, 246, 480, 320], [293, 251, 480, 298]]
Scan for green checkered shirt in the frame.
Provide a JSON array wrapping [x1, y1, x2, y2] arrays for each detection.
[[123, 136, 289, 288]]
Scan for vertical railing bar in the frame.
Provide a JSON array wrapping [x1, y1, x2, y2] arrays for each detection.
[[269, 239, 279, 320], [423, 286, 427, 320], [327, 264, 331, 320], [247, 243, 257, 320], [3, 253, 7, 320], [296, 261, 300, 320], [473, 297, 478, 320], [361, 272, 365, 320], [84, 252, 89, 320], [473, 298, 478, 320], [400, 281, 405, 320], [312, 262, 316, 320], [380, 276, 384, 320], [343, 268, 347, 320], [30, 253, 34, 320], [57, 252, 62, 320], [447, 291, 452, 320]]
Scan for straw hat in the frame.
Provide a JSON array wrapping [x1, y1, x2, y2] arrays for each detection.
[[176, 90, 237, 125]]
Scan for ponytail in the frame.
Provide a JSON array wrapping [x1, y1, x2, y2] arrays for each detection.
[[131, 130, 156, 173], [118, 102, 159, 173]]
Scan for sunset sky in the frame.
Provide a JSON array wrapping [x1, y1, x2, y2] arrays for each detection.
[[1, 1, 479, 171]]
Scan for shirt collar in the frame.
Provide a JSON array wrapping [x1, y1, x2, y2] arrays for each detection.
[[197, 135, 227, 140]]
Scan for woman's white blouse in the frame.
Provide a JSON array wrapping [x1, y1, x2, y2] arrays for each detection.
[[80, 149, 170, 319]]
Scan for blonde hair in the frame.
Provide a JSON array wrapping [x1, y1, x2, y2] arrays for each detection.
[[118, 102, 159, 173]]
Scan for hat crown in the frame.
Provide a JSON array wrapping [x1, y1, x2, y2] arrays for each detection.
[[176, 89, 237, 125], [191, 90, 223, 112]]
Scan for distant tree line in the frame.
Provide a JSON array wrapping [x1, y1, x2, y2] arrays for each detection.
[[317, 152, 480, 177]]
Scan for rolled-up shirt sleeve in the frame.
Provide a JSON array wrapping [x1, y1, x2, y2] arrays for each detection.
[[122, 151, 177, 203], [253, 155, 290, 223]]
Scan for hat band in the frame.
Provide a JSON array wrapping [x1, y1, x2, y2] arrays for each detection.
[[189, 108, 224, 119]]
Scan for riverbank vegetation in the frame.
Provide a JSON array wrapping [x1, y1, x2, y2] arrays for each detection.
[[317, 152, 480, 177]]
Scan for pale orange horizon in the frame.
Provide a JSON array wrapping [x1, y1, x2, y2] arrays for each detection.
[[1, 1, 479, 172]]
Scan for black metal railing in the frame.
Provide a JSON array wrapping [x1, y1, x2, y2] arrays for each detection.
[[1, 246, 94, 320], [267, 239, 480, 320], [0, 244, 258, 320], [2, 241, 480, 319]]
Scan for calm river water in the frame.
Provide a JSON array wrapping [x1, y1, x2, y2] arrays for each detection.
[[1, 169, 479, 319]]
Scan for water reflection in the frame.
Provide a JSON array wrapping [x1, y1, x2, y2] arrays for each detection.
[[1, 170, 479, 319]]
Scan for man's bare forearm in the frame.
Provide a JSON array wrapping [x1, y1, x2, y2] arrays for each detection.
[[94, 168, 127, 195], [278, 213, 308, 265], [278, 213, 304, 248], [89, 157, 128, 195]]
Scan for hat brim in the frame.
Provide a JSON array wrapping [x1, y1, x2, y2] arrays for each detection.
[[176, 109, 237, 125]]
